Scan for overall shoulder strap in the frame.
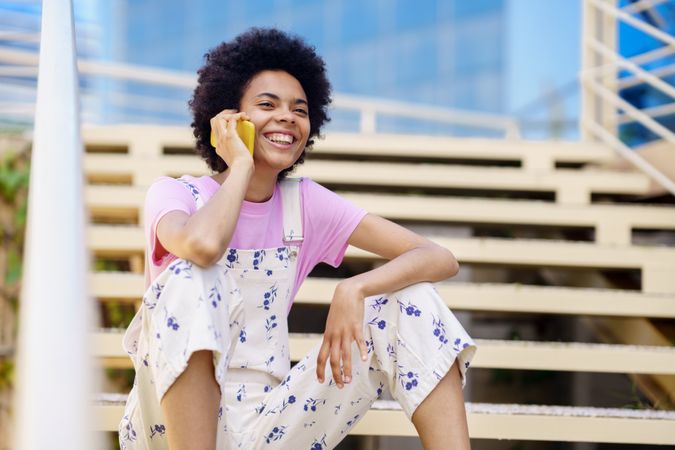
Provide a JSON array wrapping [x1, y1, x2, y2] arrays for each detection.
[[279, 177, 304, 244], [176, 177, 205, 209]]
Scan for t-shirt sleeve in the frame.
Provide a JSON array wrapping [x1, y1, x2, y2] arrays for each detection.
[[144, 176, 196, 266], [302, 178, 368, 268]]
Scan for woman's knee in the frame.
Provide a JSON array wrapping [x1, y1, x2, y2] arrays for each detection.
[[398, 281, 435, 296]]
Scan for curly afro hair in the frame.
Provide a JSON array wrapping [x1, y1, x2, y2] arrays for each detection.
[[189, 28, 332, 180]]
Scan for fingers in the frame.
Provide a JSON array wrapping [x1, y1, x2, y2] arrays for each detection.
[[341, 338, 352, 384], [317, 330, 368, 388], [317, 337, 344, 388], [355, 329, 368, 361], [214, 109, 248, 121], [316, 339, 330, 383], [225, 114, 238, 140], [210, 110, 250, 146], [216, 108, 237, 116], [330, 343, 342, 388], [215, 110, 250, 124]]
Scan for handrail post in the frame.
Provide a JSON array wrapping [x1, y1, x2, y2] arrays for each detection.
[[12, 1, 100, 449], [360, 109, 377, 134], [601, 0, 619, 137], [581, 0, 619, 141], [581, 0, 675, 196], [581, 0, 598, 141]]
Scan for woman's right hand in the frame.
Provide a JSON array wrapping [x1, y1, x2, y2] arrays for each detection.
[[209, 109, 253, 168]]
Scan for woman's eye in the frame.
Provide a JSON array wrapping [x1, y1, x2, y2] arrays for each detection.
[[295, 108, 308, 115], [258, 102, 273, 107]]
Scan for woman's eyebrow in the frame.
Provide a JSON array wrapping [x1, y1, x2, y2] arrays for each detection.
[[255, 92, 308, 105]]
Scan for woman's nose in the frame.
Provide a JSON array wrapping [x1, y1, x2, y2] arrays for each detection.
[[276, 109, 296, 124]]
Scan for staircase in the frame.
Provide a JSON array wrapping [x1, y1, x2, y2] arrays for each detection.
[[84, 125, 675, 447]]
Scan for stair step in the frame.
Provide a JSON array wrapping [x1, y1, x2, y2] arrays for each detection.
[[83, 126, 616, 166], [91, 273, 675, 318], [85, 186, 675, 246], [80, 127, 675, 445], [87, 227, 675, 290], [84, 156, 651, 204], [93, 330, 675, 374], [87, 226, 675, 267], [297, 161, 651, 198], [93, 393, 675, 444], [315, 133, 616, 166]]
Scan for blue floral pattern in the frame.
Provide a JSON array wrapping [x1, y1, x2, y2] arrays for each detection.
[[224, 249, 239, 269], [265, 315, 279, 341], [368, 317, 387, 330], [119, 415, 136, 447], [265, 425, 287, 444], [274, 247, 290, 268], [340, 415, 360, 435], [386, 343, 397, 359], [121, 279, 476, 450], [397, 364, 420, 391], [118, 177, 475, 450], [365, 337, 374, 354], [309, 434, 328, 450], [453, 337, 471, 353], [303, 397, 326, 413], [369, 296, 388, 312], [177, 178, 200, 203], [264, 354, 276, 371], [149, 423, 166, 439], [166, 315, 179, 331], [397, 298, 422, 317], [431, 314, 450, 349], [253, 250, 266, 270], [209, 281, 222, 308], [167, 259, 192, 278], [376, 381, 384, 398], [264, 394, 296, 415], [236, 384, 247, 402], [143, 282, 163, 310], [259, 283, 279, 310]]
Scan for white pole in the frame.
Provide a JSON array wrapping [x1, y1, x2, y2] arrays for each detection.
[[580, 0, 597, 141], [13, 0, 99, 449]]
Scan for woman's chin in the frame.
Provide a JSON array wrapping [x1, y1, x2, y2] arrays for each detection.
[[252, 159, 296, 176], [255, 153, 301, 173]]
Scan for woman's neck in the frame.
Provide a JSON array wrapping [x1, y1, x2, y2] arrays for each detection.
[[212, 166, 278, 203]]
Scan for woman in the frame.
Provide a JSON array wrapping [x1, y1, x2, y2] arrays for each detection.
[[119, 27, 476, 450]]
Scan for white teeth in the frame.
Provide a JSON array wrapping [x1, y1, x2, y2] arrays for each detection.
[[265, 133, 294, 144]]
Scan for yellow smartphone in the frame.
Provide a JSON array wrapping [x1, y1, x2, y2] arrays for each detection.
[[210, 119, 255, 155]]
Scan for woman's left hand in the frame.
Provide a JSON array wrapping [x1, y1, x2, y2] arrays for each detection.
[[316, 280, 369, 388]]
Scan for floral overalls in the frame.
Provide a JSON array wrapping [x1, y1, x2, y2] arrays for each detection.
[[119, 177, 476, 450]]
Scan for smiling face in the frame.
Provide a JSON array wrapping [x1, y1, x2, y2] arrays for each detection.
[[239, 70, 311, 175]]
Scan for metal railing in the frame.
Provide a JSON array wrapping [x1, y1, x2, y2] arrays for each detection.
[[580, 0, 675, 196], [0, 35, 520, 138], [12, 1, 99, 449]]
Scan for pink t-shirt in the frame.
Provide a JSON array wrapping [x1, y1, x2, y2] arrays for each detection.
[[143, 175, 368, 310]]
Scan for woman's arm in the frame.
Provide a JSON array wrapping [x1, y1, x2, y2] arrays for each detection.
[[342, 213, 459, 296], [155, 111, 254, 267], [155, 160, 253, 267], [316, 213, 460, 387]]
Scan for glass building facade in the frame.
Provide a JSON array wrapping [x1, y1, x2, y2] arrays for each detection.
[[107, 1, 504, 110], [1, 0, 595, 139], [617, 0, 675, 146], [91, 0, 513, 135]]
